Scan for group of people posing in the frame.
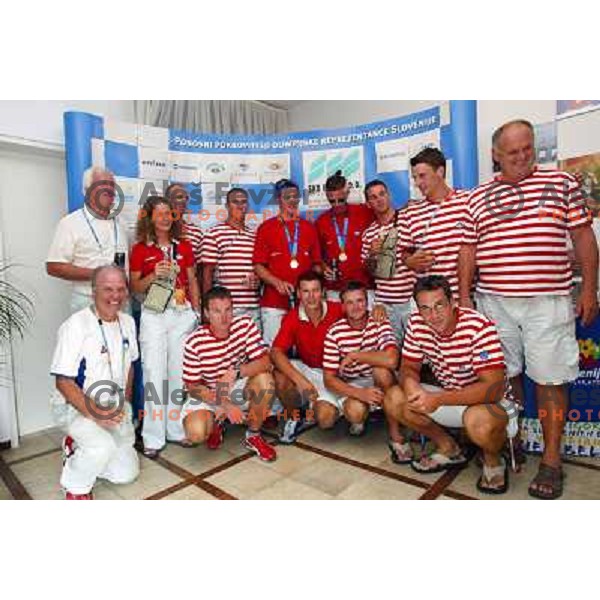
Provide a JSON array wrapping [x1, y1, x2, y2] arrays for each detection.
[[46, 119, 599, 500]]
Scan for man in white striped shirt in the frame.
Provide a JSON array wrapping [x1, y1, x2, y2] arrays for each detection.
[[458, 119, 599, 499], [361, 180, 416, 344], [201, 188, 261, 330], [384, 275, 515, 494], [323, 281, 399, 437], [180, 287, 277, 461], [400, 147, 471, 297]]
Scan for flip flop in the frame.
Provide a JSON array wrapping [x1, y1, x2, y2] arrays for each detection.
[[411, 450, 468, 474], [388, 441, 414, 465], [477, 460, 509, 495]]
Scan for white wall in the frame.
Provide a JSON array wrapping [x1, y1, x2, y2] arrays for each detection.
[[0, 101, 135, 148], [0, 101, 134, 436], [288, 100, 557, 182]]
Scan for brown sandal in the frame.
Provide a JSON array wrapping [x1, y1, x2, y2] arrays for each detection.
[[528, 463, 564, 500]]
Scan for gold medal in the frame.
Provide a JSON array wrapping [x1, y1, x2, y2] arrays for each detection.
[[290, 258, 299, 269], [338, 252, 347, 262]]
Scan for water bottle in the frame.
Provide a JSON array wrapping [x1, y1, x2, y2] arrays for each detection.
[[330, 259, 339, 281]]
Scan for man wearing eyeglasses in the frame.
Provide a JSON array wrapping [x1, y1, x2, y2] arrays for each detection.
[[315, 170, 374, 302], [47, 166, 130, 313], [202, 188, 261, 329], [253, 179, 322, 344]]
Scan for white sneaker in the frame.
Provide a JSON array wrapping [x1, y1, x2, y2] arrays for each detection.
[[348, 422, 365, 437]]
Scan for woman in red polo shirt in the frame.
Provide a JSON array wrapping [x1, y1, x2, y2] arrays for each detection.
[[130, 196, 201, 458]]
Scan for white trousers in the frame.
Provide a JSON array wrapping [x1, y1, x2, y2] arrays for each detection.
[[60, 405, 139, 495], [140, 306, 198, 450], [261, 307, 288, 346], [233, 306, 262, 333]]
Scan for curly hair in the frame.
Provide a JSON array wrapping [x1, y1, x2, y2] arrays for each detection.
[[136, 195, 183, 244]]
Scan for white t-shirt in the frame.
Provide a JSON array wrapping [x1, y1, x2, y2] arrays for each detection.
[[47, 205, 129, 302], [50, 307, 138, 421]]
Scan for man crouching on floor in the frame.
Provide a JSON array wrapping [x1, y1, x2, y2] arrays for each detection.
[[181, 286, 277, 462], [383, 275, 517, 494]]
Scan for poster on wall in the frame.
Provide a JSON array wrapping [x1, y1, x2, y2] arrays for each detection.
[[559, 153, 600, 214], [557, 100, 600, 119], [63, 101, 479, 233]]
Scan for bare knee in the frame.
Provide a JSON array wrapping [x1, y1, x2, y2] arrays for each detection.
[[463, 405, 506, 444], [183, 411, 212, 444], [344, 398, 368, 424], [315, 401, 338, 429], [383, 384, 407, 414], [373, 367, 396, 390]]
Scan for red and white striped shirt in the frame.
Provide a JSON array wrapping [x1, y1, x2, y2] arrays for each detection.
[[182, 315, 267, 390], [182, 222, 204, 266], [361, 215, 416, 304], [462, 167, 591, 296], [201, 222, 259, 308], [402, 307, 508, 396], [323, 316, 397, 379], [398, 190, 471, 296]]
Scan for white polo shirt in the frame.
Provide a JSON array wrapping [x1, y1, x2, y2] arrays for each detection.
[[50, 307, 138, 421], [47, 205, 129, 304]]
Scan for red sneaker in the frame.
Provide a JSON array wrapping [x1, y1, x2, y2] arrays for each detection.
[[65, 491, 94, 500], [206, 422, 224, 450], [243, 434, 277, 462], [62, 435, 75, 465]]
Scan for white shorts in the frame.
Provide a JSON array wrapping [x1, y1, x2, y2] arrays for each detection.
[[261, 307, 288, 346], [475, 293, 579, 385], [180, 377, 250, 424], [422, 384, 518, 435], [288, 360, 343, 409], [320, 375, 380, 413]]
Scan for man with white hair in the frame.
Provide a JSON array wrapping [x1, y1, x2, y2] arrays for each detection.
[[50, 265, 139, 499], [47, 166, 129, 313]]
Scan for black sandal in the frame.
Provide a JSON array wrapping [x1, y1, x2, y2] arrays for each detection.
[[528, 463, 564, 500]]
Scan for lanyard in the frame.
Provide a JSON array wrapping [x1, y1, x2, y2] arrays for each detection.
[[92, 308, 130, 386], [417, 190, 455, 247], [333, 216, 349, 253], [82, 206, 118, 252], [280, 218, 299, 259]]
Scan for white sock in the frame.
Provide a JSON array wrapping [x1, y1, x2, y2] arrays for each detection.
[[246, 428, 260, 439]]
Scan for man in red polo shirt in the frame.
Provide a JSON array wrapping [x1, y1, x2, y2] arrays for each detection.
[[315, 170, 374, 302], [253, 179, 322, 344], [271, 271, 344, 443]]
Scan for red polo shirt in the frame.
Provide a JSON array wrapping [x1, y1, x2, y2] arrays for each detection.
[[253, 216, 322, 309], [130, 240, 195, 302], [315, 204, 374, 291], [273, 300, 343, 368]]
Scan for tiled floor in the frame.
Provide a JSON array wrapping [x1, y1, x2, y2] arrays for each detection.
[[1, 419, 600, 500]]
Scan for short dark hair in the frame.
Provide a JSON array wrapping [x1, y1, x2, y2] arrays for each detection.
[[274, 179, 300, 200], [410, 147, 446, 173], [296, 270, 324, 291], [413, 275, 452, 302], [492, 119, 534, 149], [226, 187, 248, 203], [325, 170, 346, 192], [164, 182, 187, 200], [364, 179, 388, 201], [203, 285, 232, 311], [340, 280, 368, 302]]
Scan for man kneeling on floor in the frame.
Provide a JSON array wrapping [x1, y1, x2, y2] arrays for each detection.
[[384, 275, 516, 494], [271, 271, 345, 443], [322, 280, 399, 437], [50, 265, 140, 500], [181, 286, 277, 461]]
